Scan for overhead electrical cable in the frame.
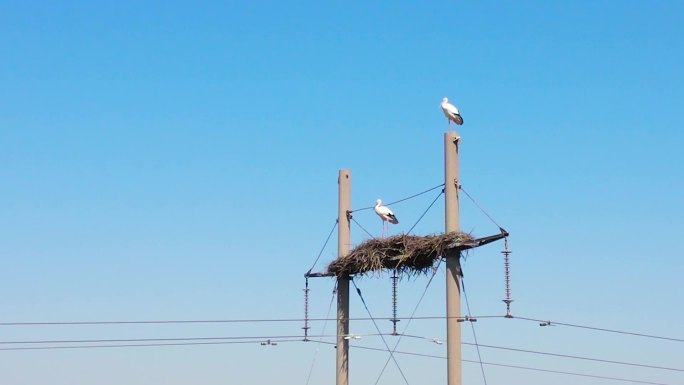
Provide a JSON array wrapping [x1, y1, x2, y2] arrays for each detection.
[[0, 338, 305, 351], [351, 278, 411, 385], [320, 342, 674, 385], [406, 189, 444, 234], [307, 219, 338, 274], [462, 342, 684, 373], [0, 315, 505, 327], [513, 316, 684, 343], [459, 185, 505, 231], [349, 215, 375, 239], [304, 282, 338, 385], [4, 315, 682, 346], [462, 279, 488, 385], [373, 259, 443, 385], [350, 183, 445, 212]]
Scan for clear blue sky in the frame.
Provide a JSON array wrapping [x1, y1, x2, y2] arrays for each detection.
[[1, 1, 683, 384]]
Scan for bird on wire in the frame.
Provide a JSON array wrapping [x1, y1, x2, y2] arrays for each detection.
[[440, 97, 463, 126], [373, 198, 399, 237]]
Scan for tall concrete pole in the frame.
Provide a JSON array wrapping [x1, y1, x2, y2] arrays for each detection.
[[444, 132, 461, 385], [337, 169, 351, 385]]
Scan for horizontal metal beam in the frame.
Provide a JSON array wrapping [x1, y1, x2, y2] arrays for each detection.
[[459, 229, 509, 251], [305, 271, 336, 278]]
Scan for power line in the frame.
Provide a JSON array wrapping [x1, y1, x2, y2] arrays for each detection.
[[380, 334, 684, 374], [406, 189, 444, 234], [305, 282, 337, 385], [373, 259, 443, 385], [9, 329, 680, 374], [462, 342, 684, 373], [351, 187, 443, 241], [472, 360, 672, 385], [350, 183, 445, 212], [458, 185, 505, 231], [383, 184, 445, 207], [4, 330, 681, 381], [0, 338, 305, 351], [307, 219, 338, 274], [0, 315, 504, 327], [0, 335, 330, 345], [351, 278, 411, 385], [513, 316, 684, 343], [3, 315, 682, 346], [1, 333, 420, 347], [462, 279, 488, 385], [320, 340, 443, 359], [321, 342, 674, 385], [349, 215, 375, 239]]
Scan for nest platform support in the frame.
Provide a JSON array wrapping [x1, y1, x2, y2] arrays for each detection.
[[324, 231, 507, 278], [326, 232, 475, 278]]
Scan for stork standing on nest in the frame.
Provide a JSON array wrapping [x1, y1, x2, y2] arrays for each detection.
[[373, 198, 398, 237], [440, 97, 463, 126]]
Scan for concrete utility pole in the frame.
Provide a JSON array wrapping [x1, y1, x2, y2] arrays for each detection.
[[337, 169, 351, 385], [444, 132, 461, 385]]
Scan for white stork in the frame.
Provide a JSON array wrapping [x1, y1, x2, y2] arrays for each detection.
[[440, 97, 463, 125], [373, 198, 398, 237]]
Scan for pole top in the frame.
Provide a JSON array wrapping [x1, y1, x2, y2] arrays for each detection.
[[444, 130, 461, 144]]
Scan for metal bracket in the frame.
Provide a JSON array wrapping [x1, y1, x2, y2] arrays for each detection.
[[305, 271, 336, 278], [456, 231, 509, 251]]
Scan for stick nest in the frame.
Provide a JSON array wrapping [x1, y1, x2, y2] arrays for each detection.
[[326, 232, 474, 277]]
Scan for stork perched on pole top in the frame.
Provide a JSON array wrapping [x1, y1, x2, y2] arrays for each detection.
[[373, 199, 398, 237], [440, 97, 463, 126]]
